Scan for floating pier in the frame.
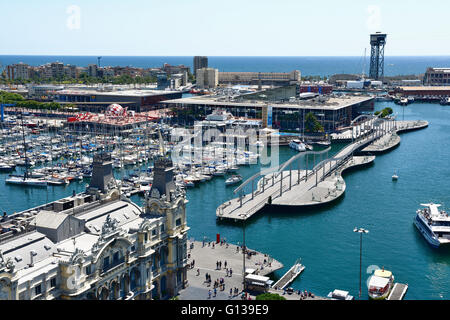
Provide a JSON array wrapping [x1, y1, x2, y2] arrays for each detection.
[[217, 119, 428, 222], [272, 260, 305, 290], [387, 283, 408, 300]]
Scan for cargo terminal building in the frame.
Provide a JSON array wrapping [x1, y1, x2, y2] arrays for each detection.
[[162, 95, 374, 133], [55, 89, 182, 113]]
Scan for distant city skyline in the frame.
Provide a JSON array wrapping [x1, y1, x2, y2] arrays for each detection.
[[1, 0, 449, 56]]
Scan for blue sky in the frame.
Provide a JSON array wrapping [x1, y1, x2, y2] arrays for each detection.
[[1, 0, 449, 56]]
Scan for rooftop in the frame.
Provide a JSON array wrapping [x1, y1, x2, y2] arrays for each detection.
[[57, 88, 179, 97], [399, 86, 450, 91], [163, 95, 373, 111]]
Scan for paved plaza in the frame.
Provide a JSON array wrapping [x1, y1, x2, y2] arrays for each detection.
[[177, 240, 283, 300]]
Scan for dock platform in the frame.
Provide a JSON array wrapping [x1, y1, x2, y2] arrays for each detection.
[[387, 283, 408, 300], [272, 260, 305, 290]]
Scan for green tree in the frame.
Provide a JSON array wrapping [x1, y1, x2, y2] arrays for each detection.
[[255, 293, 286, 300], [304, 112, 324, 133]]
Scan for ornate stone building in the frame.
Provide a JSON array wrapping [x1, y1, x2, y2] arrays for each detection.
[[0, 153, 189, 300]]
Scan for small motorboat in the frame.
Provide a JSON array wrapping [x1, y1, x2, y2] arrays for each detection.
[[289, 139, 310, 152], [392, 171, 398, 181], [398, 98, 409, 106], [440, 97, 450, 106], [225, 175, 242, 186], [184, 180, 195, 188]]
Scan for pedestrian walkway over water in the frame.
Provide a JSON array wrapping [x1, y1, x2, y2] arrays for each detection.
[[272, 260, 305, 290], [216, 119, 428, 222]]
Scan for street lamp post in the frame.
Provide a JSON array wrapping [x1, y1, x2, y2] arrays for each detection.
[[242, 215, 247, 296], [353, 227, 369, 299]]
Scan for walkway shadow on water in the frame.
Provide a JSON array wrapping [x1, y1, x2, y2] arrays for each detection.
[[217, 194, 346, 227], [216, 159, 376, 227]]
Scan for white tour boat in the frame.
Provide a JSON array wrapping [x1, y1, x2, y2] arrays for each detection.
[[414, 203, 450, 248]]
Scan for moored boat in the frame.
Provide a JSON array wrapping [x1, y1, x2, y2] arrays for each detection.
[[289, 139, 311, 152], [225, 175, 242, 186], [368, 268, 394, 300], [414, 203, 450, 248], [6, 176, 48, 187]]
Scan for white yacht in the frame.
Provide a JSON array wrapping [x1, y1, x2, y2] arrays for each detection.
[[289, 139, 310, 152], [399, 98, 409, 106], [6, 176, 48, 187], [0, 162, 15, 171], [414, 203, 450, 248], [225, 175, 242, 186]]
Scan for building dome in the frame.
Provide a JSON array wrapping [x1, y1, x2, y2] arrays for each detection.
[[106, 104, 124, 117]]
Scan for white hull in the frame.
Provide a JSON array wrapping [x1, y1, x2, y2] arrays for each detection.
[[6, 178, 48, 187]]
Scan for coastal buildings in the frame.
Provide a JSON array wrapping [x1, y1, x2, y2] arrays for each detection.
[[1, 61, 191, 84], [193, 56, 208, 78], [50, 63, 64, 79], [196, 68, 219, 89], [6, 63, 30, 80], [423, 68, 450, 86], [0, 152, 189, 300], [88, 64, 99, 78], [218, 70, 301, 86]]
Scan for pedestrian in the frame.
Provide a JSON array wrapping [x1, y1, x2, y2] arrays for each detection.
[[208, 290, 211, 299], [229, 288, 233, 298], [197, 268, 200, 276], [229, 268, 232, 277], [224, 260, 227, 268], [214, 288, 217, 297], [225, 268, 228, 277], [219, 261, 222, 269]]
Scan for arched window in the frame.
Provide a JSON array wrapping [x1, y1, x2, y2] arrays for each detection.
[[130, 268, 140, 291], [161, 276, 167, 296]]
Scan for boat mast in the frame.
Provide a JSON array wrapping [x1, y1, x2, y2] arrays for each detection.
[[21, 110, 28, 180], [362, 48, 367, 80]]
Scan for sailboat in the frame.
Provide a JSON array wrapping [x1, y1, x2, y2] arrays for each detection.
[[6, 112, 47, 187]]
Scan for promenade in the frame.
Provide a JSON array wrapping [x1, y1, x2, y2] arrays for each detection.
[[178, 240, 283, 300], [216, 120, 428, 222]]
